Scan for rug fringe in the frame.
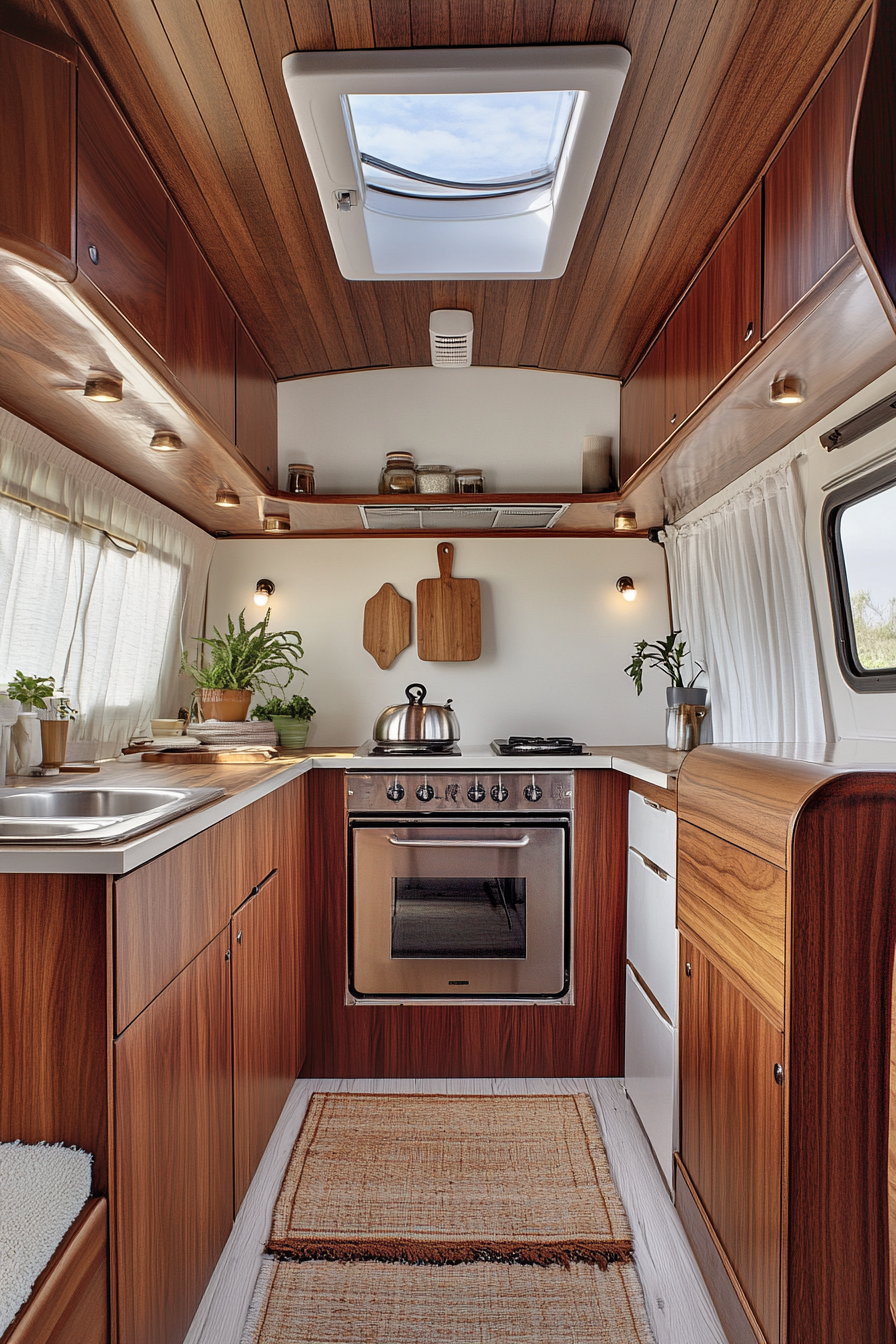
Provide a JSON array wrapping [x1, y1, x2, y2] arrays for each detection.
[[265, 1237, 634, 1270]]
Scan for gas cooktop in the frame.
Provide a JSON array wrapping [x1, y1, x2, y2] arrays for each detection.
[[491, 737, 590, 756], [361, 740, 462, 757]]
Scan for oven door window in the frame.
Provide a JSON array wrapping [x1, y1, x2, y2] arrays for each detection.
[[392, 877, 525, 958]]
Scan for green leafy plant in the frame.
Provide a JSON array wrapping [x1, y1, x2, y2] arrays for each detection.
[[252, 694, 316, 722], [624, 631, 705, 696], [7, 671, 57, 712], [180, 608, 306, 695]]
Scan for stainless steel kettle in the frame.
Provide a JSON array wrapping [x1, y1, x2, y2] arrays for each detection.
[[373, 684, 459, 744]]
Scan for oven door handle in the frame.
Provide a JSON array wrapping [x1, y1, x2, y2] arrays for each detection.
[[387, 835, 530, 848]]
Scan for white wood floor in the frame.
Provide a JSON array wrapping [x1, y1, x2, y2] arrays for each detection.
[[185, 1077, 728, 1344]]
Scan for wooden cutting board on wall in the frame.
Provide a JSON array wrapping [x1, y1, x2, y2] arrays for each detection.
[[363, 583, 411, 669], [416, 543, 481, 662]]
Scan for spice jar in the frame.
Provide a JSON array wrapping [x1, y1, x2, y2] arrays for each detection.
[[287, 463, 315, 494], [416, 464, 453, 494], [379, 451, 416, 494], [454, 468, 485, 494]]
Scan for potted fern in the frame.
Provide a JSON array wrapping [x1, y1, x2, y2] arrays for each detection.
[[181, 608, 306, 722], [252, 693, 316, 748]]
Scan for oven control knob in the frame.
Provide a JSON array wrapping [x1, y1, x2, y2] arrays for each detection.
[[386, 783, 405, 801], [467, 782, 486, 803], [416, 783, 435, 802], [490, 783, 509, 803], [524, 783, 543, 802]]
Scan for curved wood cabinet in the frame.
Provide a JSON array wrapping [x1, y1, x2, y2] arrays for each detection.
[[676, 746, 896, 1344], [849, 0, 896, 335]]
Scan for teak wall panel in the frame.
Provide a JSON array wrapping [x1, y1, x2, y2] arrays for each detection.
[[0, 30, 74, 269], [0, 872, 108, 1192], [77, 58, 168, 357], [2, 1197, 108, 1344], [764, 17, 868, 334], [305, 768, 626, 1078]]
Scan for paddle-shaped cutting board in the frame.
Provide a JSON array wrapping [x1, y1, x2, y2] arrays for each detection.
[[363, 582, 411, 669], [416, 542, 481, 662]]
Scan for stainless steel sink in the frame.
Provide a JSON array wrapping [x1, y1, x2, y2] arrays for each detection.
[[0, 786, 227, 844]]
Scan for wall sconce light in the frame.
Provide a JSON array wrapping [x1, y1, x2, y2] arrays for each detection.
[[613, 508, 637, 533], [262, 514, 291, 532], [150, 431, 183, 452], [83, 373, 123, 402], [770, 377, 805, 405], [215, 488, 240, 507], [254, 579, 275, 607], [616, 576, 637, 601]]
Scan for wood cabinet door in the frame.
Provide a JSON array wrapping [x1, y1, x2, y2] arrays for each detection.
[[665, 188, 761, 428], [167, 209, 235, 438], [236, 322, 278, 487], [115, 929, 233, 1344], [619, 328, 666, 486], [679, 938, 784, 1344], [232, 868, 299, 1211], [763, 21, 867, 334], [77, 60, 168, 355]]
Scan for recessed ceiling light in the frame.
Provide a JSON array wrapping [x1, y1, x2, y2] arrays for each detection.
[[283, 45, 630, 281], [613, 508, 637, 533], [770, 377, 805, 405], [150, 432, 183, 452], [215, 488, 240, 507], [262, 514, 291, 532], [84, 373, 123, 402]]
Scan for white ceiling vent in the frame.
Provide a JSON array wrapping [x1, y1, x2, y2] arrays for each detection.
[[430, 310, 473, 368]]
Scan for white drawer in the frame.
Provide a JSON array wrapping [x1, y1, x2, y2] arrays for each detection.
[[626, 847, 678, 1023], [625, 966, 678, 1192], [628, 788, 676, 877]]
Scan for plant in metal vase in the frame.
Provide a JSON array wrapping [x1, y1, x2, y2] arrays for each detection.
[[180, 607, 307, 722], [252, 693, 316, 749], [624, 631, 709, 750]]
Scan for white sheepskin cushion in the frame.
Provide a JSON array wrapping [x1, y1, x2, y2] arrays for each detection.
[[0, 1141, 92, 1334]]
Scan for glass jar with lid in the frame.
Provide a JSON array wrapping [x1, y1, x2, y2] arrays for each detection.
[[286, 463, 315, 494], [416, 464, 453, 494], [379, 451, 416, 494], [454, 468, 485, 494]]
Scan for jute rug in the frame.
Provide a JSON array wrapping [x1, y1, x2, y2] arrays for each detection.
[[266, 1093, 633, 1267], [240, 1259, 656, 1344]]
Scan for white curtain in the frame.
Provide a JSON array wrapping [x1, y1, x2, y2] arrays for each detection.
[[0, 411, 215, 756], [663, 458, 826, 743]]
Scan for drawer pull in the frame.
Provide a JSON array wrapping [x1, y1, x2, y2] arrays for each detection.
[[685, 961, 692, 978], [774, 1063, 784, 1086], [643, 797, 669, 814], [637, 851, 669, 881]]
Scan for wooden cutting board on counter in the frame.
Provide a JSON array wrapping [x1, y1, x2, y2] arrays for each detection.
[[141, 747, 278, 763], [363, 582, 411, 669], [416, 542, 481, 662]]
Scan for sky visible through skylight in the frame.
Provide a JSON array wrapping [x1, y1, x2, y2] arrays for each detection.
[[346, 91, 577, 186]]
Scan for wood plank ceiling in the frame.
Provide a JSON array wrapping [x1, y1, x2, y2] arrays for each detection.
[[36, 0, 867, 382]]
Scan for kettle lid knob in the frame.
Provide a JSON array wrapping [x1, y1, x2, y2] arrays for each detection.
[[405, 684, 426, 705]]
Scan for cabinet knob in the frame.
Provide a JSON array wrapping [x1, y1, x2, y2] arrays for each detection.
[[670, 412, 677, 425], [224, 949, 231, 962], [744, 321, 754, 342], [236, 929, 243, 945], [88, 244, 99, 265], [684, 961, 692, 978], [773, 1063, 784, 1085]]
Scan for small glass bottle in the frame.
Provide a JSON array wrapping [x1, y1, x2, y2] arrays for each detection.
[[416, 464, 453, 494], [287, 463, 315, 494], [379, 451, 416, 494], [454, 468, 485, 494]]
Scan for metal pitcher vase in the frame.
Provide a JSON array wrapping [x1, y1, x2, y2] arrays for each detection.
[[665, 702, 708, 751]]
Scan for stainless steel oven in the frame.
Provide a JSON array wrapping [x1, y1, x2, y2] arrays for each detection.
[[346, 772, 573, 1002]]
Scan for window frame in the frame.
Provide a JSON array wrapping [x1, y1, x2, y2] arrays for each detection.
[[822, 458, 896, 692]]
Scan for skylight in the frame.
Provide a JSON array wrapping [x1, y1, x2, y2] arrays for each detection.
[[282, 46, 630, 281]]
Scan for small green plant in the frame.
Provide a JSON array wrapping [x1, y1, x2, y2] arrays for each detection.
[[180, 608, 306, 695], [252, 694, 316, 722], [7, 671, 57, 712], [624, 631, 705, 696]]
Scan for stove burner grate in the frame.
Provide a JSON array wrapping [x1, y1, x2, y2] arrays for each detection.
[[491, 737, 589, 756]]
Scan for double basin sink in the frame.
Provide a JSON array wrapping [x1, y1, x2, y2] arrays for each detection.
[[0, 786, 227, 844]]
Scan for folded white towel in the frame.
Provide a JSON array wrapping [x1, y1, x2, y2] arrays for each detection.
[[0, 1141, 92, 1334]]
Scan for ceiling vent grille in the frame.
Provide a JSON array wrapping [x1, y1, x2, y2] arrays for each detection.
[[430, 310, 473, 367], [359, 503, 569, 531]]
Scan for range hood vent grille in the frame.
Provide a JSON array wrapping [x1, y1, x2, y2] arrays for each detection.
[[359, 504, 569, 531]]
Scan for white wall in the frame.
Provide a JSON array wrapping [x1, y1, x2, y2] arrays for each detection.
[[277, 367, 619, 494], [205, 537, 669, 748]]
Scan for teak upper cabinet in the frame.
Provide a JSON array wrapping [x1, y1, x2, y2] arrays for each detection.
[[619, 329, 666, 485], [665, 189, 761, 432], [235, 323, 278, 488], [167, 210, 236, 441], [77, 59, 168, 357], [763, 20, 868, 334]]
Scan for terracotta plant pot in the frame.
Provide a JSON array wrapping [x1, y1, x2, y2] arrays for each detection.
[[39, 719, 69, 767], [196, 688, 252, 722]]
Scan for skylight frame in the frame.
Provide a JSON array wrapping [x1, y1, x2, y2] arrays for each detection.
[[282, 46, 630, 282]]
